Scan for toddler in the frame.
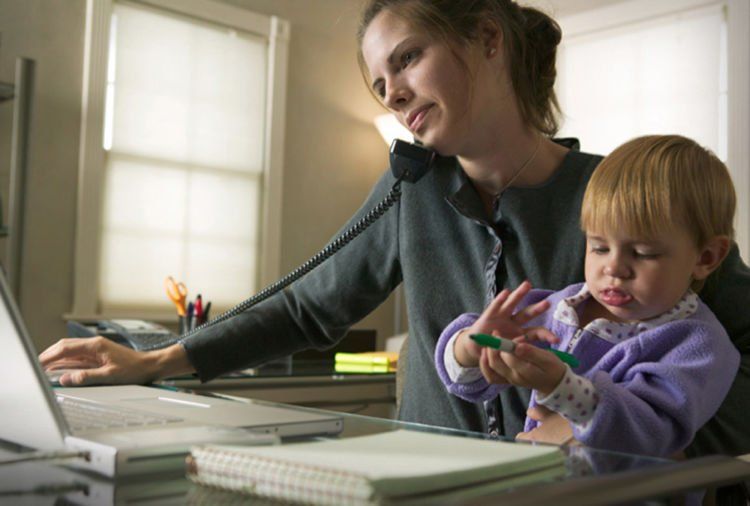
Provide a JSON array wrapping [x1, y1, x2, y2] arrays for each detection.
[[435, 135, 740, 457]]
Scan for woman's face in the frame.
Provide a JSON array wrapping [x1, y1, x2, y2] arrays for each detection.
[[361, 9, 489, 155]]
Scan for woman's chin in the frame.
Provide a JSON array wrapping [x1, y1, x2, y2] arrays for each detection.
[[416, 135, 455, 157]]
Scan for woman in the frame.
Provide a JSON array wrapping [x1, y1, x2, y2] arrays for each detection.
[[42, 0, 750, 474]]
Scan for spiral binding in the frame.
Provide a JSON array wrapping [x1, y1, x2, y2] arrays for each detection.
[[188, 445, 372, 504], [176, 177, 405, 342]]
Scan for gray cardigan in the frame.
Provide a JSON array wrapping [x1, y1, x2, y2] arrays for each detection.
[[183, 141, 750, 458]]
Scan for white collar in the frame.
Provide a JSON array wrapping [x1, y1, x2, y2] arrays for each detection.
[[553, 284, 699, 344]]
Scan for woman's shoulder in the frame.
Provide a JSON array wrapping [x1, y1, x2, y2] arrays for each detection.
[[698, 244, 750, 343], [519, 139, 603, 193], [558, 140, 604, 176]]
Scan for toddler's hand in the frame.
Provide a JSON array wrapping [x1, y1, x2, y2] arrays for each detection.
[[516, 406, 575, 445], [467, 281, 552, 340], [480, 338, 566, 396], [455, 281, 555, 368]]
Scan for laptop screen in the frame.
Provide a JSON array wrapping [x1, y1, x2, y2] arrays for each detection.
[[0, 271, 68, 450]]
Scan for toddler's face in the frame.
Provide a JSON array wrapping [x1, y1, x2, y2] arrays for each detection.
[[584, 226, 702, 322]]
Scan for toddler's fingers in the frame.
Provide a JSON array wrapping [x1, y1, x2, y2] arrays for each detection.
[[500, 281, 532, 314], [483, 289, 511, 316], [480, 350, 510, 384], [512, 299, 550, 325], [522, 326, 560, 345], [515, 430, 536, 442], [487, 348, 523, 383], [526, 405, 555, 422], [514, 341, 561, 368]]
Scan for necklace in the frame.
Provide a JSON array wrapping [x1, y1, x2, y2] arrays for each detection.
[[495, 134, 542, 197]]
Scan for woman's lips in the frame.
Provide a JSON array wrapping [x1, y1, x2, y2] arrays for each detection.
[[600, 288, 633, 307], [407, 104, 433, 132]]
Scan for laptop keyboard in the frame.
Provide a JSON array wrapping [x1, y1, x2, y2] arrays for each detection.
[[57, 396, 183, 432]]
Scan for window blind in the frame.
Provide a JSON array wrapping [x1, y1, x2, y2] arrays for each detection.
[[100, 2, 267, 311], [557, 4, 727, 160]]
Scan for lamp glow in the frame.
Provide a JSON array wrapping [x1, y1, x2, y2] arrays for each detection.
[[374, 114, 413, 145]]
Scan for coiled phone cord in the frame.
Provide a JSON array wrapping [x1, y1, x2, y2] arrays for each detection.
[[178, 176, 406, 340]]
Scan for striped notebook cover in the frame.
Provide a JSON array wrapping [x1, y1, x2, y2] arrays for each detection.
[[186, 429, 564, 505]]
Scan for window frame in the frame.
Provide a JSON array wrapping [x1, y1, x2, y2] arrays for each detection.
[[69, 0, 289, 320], [556, 0, 750, 261]]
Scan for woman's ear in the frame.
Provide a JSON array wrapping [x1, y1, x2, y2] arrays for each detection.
[[692, 235, 731, 281], [479, 20, 502, 58]]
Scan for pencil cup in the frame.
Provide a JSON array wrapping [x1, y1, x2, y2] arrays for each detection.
[[178, 316, 189, 335]]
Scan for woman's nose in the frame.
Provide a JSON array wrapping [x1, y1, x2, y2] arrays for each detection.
[[383, 78, 412, 110]]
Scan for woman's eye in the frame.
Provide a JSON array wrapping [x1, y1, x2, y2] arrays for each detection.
[[371, 80, 385, 99], [401, 49, 420, 68], [591, 247, 608, 254]]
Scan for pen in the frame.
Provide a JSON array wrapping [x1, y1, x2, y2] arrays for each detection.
[[469, 333, 580, 368], [187, 302, 194, 331], [194, 294, 203, 325]]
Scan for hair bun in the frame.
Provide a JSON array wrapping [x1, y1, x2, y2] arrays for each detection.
[[520, 7, 562, 49]]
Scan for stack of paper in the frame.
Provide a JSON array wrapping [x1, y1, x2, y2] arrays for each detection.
[[334, 351, 398, 373], [186, 429, 565, 505]]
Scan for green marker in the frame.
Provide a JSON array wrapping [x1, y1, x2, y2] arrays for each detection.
[[469, 333, 579, 368]]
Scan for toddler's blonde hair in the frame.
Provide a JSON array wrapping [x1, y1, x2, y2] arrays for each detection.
[[581, 135, 736, 249]]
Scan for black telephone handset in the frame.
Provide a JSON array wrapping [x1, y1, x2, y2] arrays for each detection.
[[388, 139, 436, 183], [116, 140, 436, 347], [67, 319, 179, 352]]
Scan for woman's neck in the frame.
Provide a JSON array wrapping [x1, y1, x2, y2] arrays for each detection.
[[458, 132, 569, 199]]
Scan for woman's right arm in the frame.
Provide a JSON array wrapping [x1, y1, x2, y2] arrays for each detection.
[[41, 169, 405, 386], [39, 337, 194, 386]]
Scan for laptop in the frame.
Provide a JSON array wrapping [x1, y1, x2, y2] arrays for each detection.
[[0, 272, 343, 477], [0, 446, 192, 505]]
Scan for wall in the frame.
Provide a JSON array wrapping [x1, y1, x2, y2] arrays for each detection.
[[534, 0, 632, 14], [223, 0, 396, 345], [2, 0, 720, 352], [0, 0, 86, 349], [0, 0, 395, 351]]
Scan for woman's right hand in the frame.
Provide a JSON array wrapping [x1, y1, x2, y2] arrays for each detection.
[[39, 337, 193, 386]]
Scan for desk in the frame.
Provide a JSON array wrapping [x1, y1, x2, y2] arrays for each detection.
[[3, 391, 750, 505], [160, 360, 397, 419]]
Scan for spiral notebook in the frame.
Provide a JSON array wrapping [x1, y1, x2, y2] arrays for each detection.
[[186, 429, 565, 505]]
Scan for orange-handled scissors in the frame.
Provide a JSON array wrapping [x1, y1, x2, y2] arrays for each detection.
[[164, 276, 188, 316]]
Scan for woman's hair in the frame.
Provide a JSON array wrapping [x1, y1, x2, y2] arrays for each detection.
[[581, 135, 736, 249], [357, 0, 562, 136]]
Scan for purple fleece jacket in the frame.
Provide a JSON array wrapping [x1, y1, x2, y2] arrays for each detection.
[[435, 283, 740, 457]]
